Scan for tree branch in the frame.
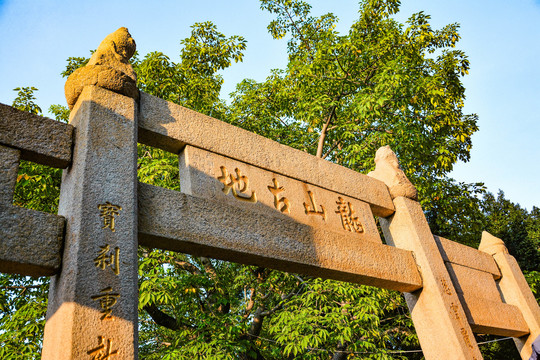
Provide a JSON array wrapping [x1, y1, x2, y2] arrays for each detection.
[[144, 303, 194, 331]]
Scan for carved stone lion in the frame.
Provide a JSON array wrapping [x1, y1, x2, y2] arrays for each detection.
[[65, 27, 139, 109], [367, 145, 418, 200]]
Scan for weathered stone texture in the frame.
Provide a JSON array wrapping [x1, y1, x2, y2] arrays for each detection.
[[0, 204, 63, 276], [0, 145, 19, 204], [138, 91, 395, 217], [42, 86, 138, 359], [180, 145, 382, 243], [435, 235, 500, 278], [367, 145, 417, 200], [138, 182, 422, 293], [445, 262, 528, 337], [65, 27, 138, 109], [480, 232, 540, 359], [459, 292, 529, 337], [381, 197, 483, 359], [0, 103, 73, 168]]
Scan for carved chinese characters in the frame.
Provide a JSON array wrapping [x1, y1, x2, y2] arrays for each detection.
[[335, 197, 364, 233], [98, 202, 122, 232], [304, 190, 327, 220], [94, 244, 120, 275], [179, 145, 381, 243], [87, 336, 118, 359], [217, 166, 257, 203], [268, 178, 291, 214], [88, 203, 124, 355], [91, 287, 121, 320]]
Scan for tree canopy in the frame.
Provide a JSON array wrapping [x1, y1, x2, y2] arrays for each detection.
[[1, 1, 539, 359]]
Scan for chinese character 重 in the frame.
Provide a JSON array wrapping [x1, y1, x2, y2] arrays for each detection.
[[91, 287, 120, 320]]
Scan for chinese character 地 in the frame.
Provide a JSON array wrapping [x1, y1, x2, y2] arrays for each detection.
[[97, 202, 122, 232], [87, 336, 118, 359], [91, 287, 120, 320], [217, 166, 257, 203], [267, 178, 291, 214], [303, 190, 326, 220], [335, 197, 363, 233], [94, 244, 120, 275]]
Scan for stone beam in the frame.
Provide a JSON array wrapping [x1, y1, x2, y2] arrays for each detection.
[[459, 293, 529, 337], [444, 262, 528, 337], [0, 204, 64, 276], [0, 145, 64, 277], [138, 182, 422, 293], [138, 92, 395, 217], [0, 103, 73, 168], [42, 86, 139, 359], [179, 145, 383, 244], [435, 236, 500, 279]]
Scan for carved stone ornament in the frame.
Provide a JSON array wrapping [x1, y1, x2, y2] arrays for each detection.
[[367, 145, 418, 201], [64, 27, 139, 109]]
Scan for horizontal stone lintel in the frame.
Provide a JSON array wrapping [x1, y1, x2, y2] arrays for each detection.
[[0, 204, 64, 276], [459, 292, 529, 338], [138, 182, 422, 292], [138, 92, 395, 218], [0, 103, 73, 168], [435, 235, 501, 279]]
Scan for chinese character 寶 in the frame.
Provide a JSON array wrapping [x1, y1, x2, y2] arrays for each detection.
[[97, 202, 122, 232]]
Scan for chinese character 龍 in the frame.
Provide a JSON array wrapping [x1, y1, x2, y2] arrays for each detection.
[[97, 202, 122, 232], [335, 197, 364, 233], [217, 166, 257, 203]]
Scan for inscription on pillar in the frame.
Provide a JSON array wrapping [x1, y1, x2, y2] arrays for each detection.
[[87, 336, 118, 359], [98, 202, 122, 232]]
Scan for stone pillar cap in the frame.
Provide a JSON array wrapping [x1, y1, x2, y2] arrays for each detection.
[[64, 27, 139, 110], [479, 231, 508, 255], [367, 145, 417, 201]]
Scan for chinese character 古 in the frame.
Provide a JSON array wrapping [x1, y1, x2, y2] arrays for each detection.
[[267, 178, 291, 214]]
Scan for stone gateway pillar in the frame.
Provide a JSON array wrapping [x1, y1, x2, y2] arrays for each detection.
[[42, 86, 139, 359], [370, 147, 483, 359]]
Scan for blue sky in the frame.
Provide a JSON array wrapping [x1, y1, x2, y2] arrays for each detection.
[[1, 0, 539, 210]]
